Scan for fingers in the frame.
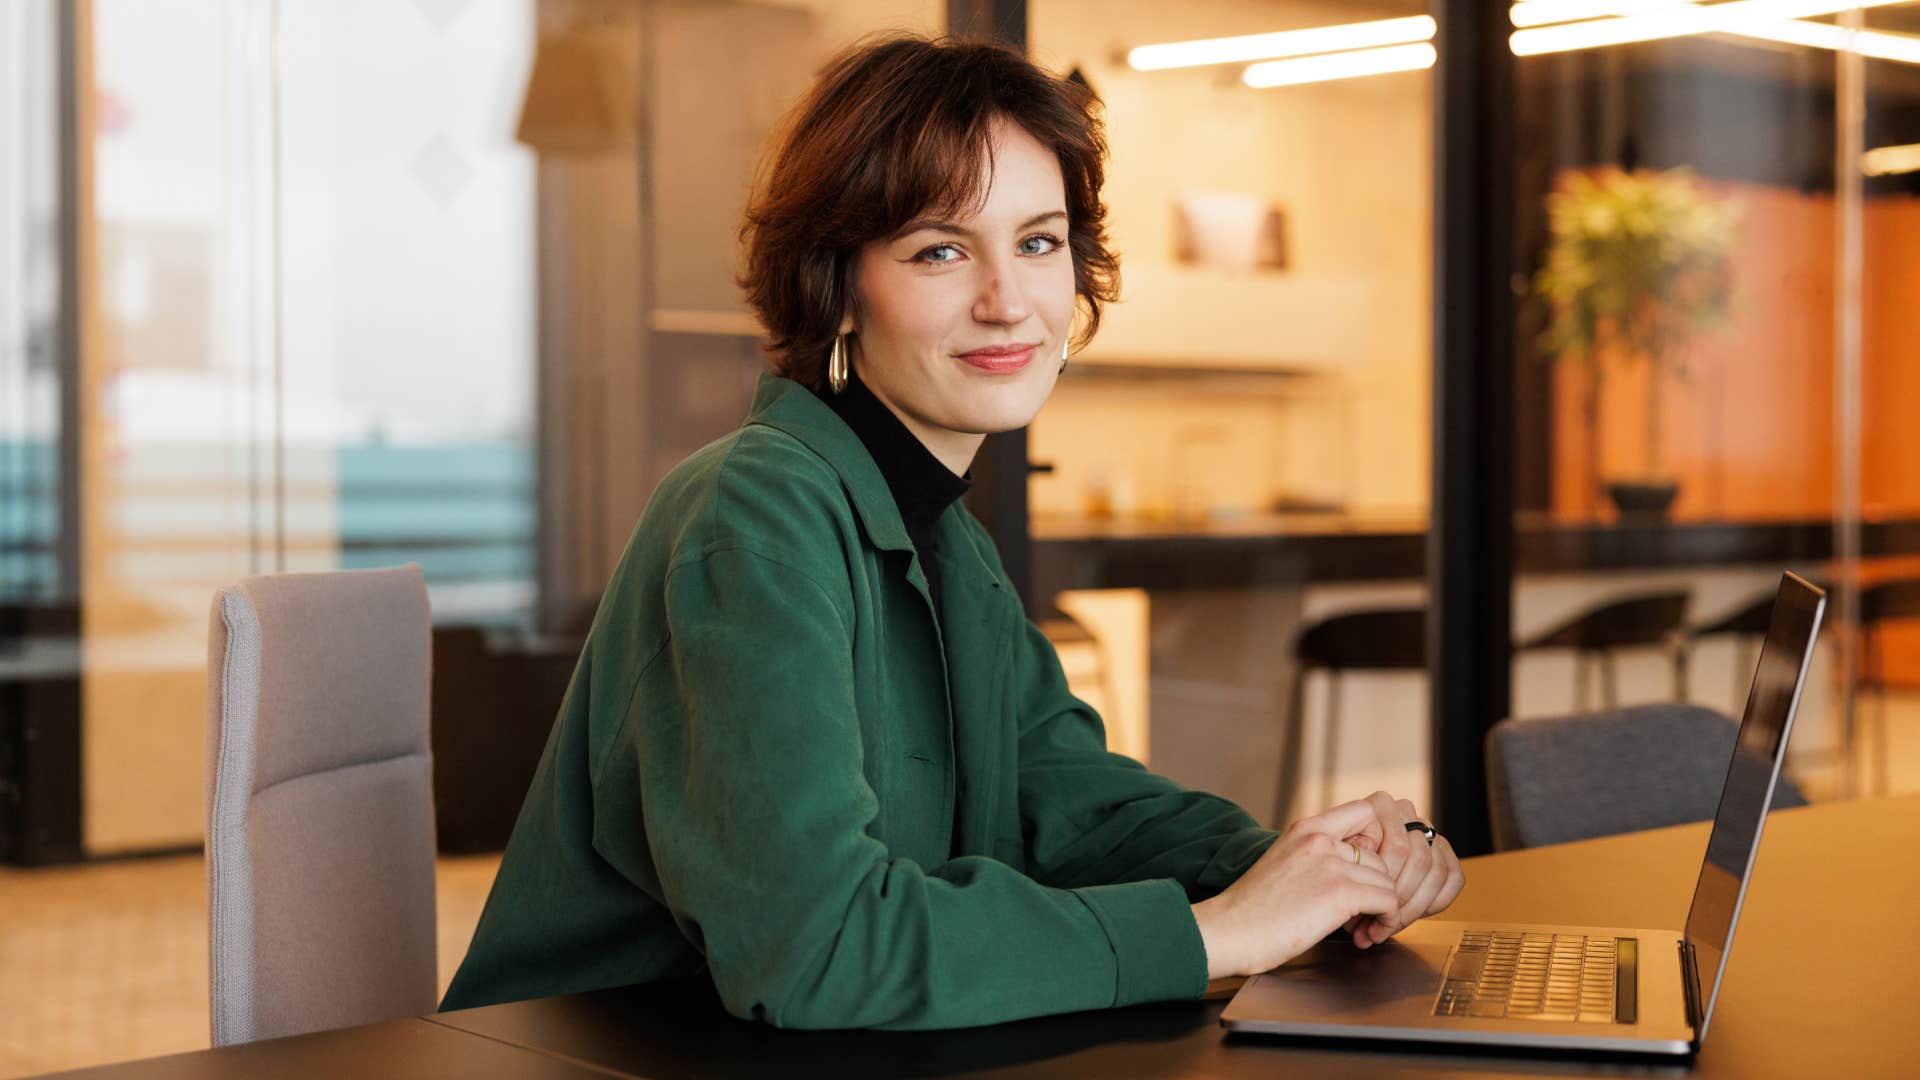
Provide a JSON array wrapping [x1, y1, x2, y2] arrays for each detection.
[[1315, 834, 1395, 891], [1296, 797, 1388, 842], [1379, 859, 1447, 944], [1391, 821, 1436, 927], [1368, 791, 1414, 880], [1426, 835, 1465, 916], [1344, 880, 1401, 918], [1354, 845, 1391, 877], [1363, 835, 1462, 946], [1351, 916, 1386, 949]]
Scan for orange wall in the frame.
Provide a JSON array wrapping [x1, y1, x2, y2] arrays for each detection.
[[1548, 181, 1920, 683], [1861, 196, 1920, 517], [1549, 182, 1842, 522]]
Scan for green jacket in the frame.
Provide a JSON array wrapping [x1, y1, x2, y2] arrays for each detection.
[[441, 374, 1276, 1028]]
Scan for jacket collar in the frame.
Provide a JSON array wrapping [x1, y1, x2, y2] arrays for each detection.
[[821, 370, 972, 547], [743, 374, 1007, 599], [743, 373, 917, 555]]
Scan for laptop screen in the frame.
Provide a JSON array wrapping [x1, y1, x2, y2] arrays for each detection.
[[1681, 572, 1825, 1039]]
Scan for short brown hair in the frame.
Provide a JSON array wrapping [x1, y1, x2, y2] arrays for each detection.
[[738, 34, 1120, 390]]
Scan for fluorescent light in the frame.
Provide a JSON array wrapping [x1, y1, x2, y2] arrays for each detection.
[[1242, 43, 1438, 89], [1862, 143, 1920, 176], [1128, 15, 1435, 71], [1509, 0, 1909, 56], [1510, 1, 1700, 29], [1726, 19, 1920, 65]]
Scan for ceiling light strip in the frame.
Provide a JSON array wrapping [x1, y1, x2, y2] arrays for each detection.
[[1861, 143, 1920, 176], [1727, 19, 1920, 65], [1510, 1, 1701, 30], [1509, 0, 1909, 55], [1128, 15, 1435, 71], [1242, 43, 1438, 89]]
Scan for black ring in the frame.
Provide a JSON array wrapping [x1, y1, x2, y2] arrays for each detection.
[[1405, 820, 1436, 846]]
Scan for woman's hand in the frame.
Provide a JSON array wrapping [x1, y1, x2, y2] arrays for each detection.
[[1188, 801, 1403, 980], [1336, 791, 1466, 948]]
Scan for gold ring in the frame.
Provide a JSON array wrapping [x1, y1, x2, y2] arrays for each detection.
[[1350, 844, 1361, 864]]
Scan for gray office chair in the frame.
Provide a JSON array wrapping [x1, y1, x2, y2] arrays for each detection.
[[1484, 702, 1807, 851], [205, 565, 437, 1045]]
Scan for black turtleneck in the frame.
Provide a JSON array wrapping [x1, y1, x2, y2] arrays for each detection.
[[819, 371, 973, 612]]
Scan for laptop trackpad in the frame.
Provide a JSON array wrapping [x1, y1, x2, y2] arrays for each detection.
[[1245, 938, 1449, 1018]]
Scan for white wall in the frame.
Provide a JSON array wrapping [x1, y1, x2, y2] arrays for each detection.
[[1028, 0, 1432, 518]]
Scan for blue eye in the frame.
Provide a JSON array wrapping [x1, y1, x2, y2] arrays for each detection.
[[1020, 233, 1065, 256], [916, 244, 961, 264]]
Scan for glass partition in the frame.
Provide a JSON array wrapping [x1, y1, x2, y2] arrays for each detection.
[[2, 0, 954, 863], [1845, 0, 1920, 797], [1, 0, 541, 858], [1028, 1, 1435, 824], [1504, 1, 1920, 801]]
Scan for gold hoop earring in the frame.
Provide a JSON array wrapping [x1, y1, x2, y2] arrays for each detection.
[[828, 333, 849, 394], [1059, 338, 1070, 372]]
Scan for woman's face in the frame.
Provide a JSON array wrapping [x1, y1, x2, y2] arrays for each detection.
[[845, 117, 1078, 475]]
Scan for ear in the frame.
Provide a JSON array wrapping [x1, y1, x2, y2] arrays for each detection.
[[837, 312, 855, 335]]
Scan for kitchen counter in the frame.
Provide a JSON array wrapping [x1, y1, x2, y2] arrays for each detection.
[[1031, 511, 1920, 593]]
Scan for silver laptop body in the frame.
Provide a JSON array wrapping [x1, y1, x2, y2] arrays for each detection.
[[1221, 572, 1827, 1056]]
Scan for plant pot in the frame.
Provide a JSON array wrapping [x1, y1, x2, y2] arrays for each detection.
[[1606, 480, 1680, 522]]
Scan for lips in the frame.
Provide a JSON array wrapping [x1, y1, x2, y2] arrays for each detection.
[[957, 344, 1038, 374]]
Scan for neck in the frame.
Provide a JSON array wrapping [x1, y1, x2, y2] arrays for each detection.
[[863, 383, 982, 477]]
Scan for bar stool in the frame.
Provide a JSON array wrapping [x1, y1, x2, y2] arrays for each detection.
[[1854, 577, 1920, 796], [1685, 591, 1779, 706], [1275, 607, 1426, 825], [1515, 590, 1690, 710]]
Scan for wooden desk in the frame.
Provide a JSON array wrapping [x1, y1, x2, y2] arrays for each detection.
[[39, 1016, 613, 1079], [42, 795, 1920, 1078], [426, 794, 1920, 1078]]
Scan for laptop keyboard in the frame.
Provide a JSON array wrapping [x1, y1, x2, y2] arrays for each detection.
[[1432, 930, 1630, 1023]]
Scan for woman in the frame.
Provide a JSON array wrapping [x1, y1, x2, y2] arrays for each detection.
[[442, 34, 1462, 1029]]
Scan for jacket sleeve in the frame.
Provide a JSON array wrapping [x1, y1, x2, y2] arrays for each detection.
[[1012, 616, 1278, 899], [634, 544, 1208, 1030]]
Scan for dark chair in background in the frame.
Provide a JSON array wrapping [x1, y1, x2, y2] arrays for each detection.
[[1484, 702, 1808, 851], [1853, 577, 1920, 796], [0, 599, 83, 865], [430, 626, 581, 854], [1684, 589, 1781, 706], [1275, 606, 1426, 825], [1515, 590, 1691, 709]]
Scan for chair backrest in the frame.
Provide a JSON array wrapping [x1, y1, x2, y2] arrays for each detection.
[[1859, 577, 1920, 625], [1521, 590, 1690, 652], [1693, 580, 1832, 639], [205, 565, 437, 1046], [1484, 702, 1807, 851], [1293, 607, 1427, 671]]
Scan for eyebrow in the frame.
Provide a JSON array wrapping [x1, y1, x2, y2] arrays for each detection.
[[894, 210, 1068, 240]]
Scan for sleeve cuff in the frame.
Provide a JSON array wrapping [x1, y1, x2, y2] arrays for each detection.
[[1075, 878, 1209, 1007]]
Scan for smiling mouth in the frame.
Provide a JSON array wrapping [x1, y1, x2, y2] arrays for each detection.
[[957, 344, 1039, 374]]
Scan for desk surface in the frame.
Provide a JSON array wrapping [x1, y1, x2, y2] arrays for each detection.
[[40, 1016, 613, 1079], [43, 794, 1920, 1078]]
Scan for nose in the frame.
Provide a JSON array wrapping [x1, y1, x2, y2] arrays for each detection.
[[971, 257, 1034, 326]]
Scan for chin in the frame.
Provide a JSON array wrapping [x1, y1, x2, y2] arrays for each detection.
[[948, 378, 1054, 434]]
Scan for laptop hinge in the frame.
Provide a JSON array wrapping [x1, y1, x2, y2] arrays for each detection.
[[1677, 939, 1704, 1032]]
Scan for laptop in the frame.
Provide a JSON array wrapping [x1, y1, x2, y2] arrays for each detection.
[[1221, 571, 1826, 1056]]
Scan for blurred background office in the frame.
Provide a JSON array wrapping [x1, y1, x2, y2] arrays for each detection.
[[3, 1, 1918, 1074]]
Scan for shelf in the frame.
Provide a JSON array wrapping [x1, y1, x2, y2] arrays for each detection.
[[1074, 261, 1378, 370], [650, 309, 761, 336]]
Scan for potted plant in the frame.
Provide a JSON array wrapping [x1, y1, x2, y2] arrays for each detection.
[[1533, 166, 1738, 521]]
